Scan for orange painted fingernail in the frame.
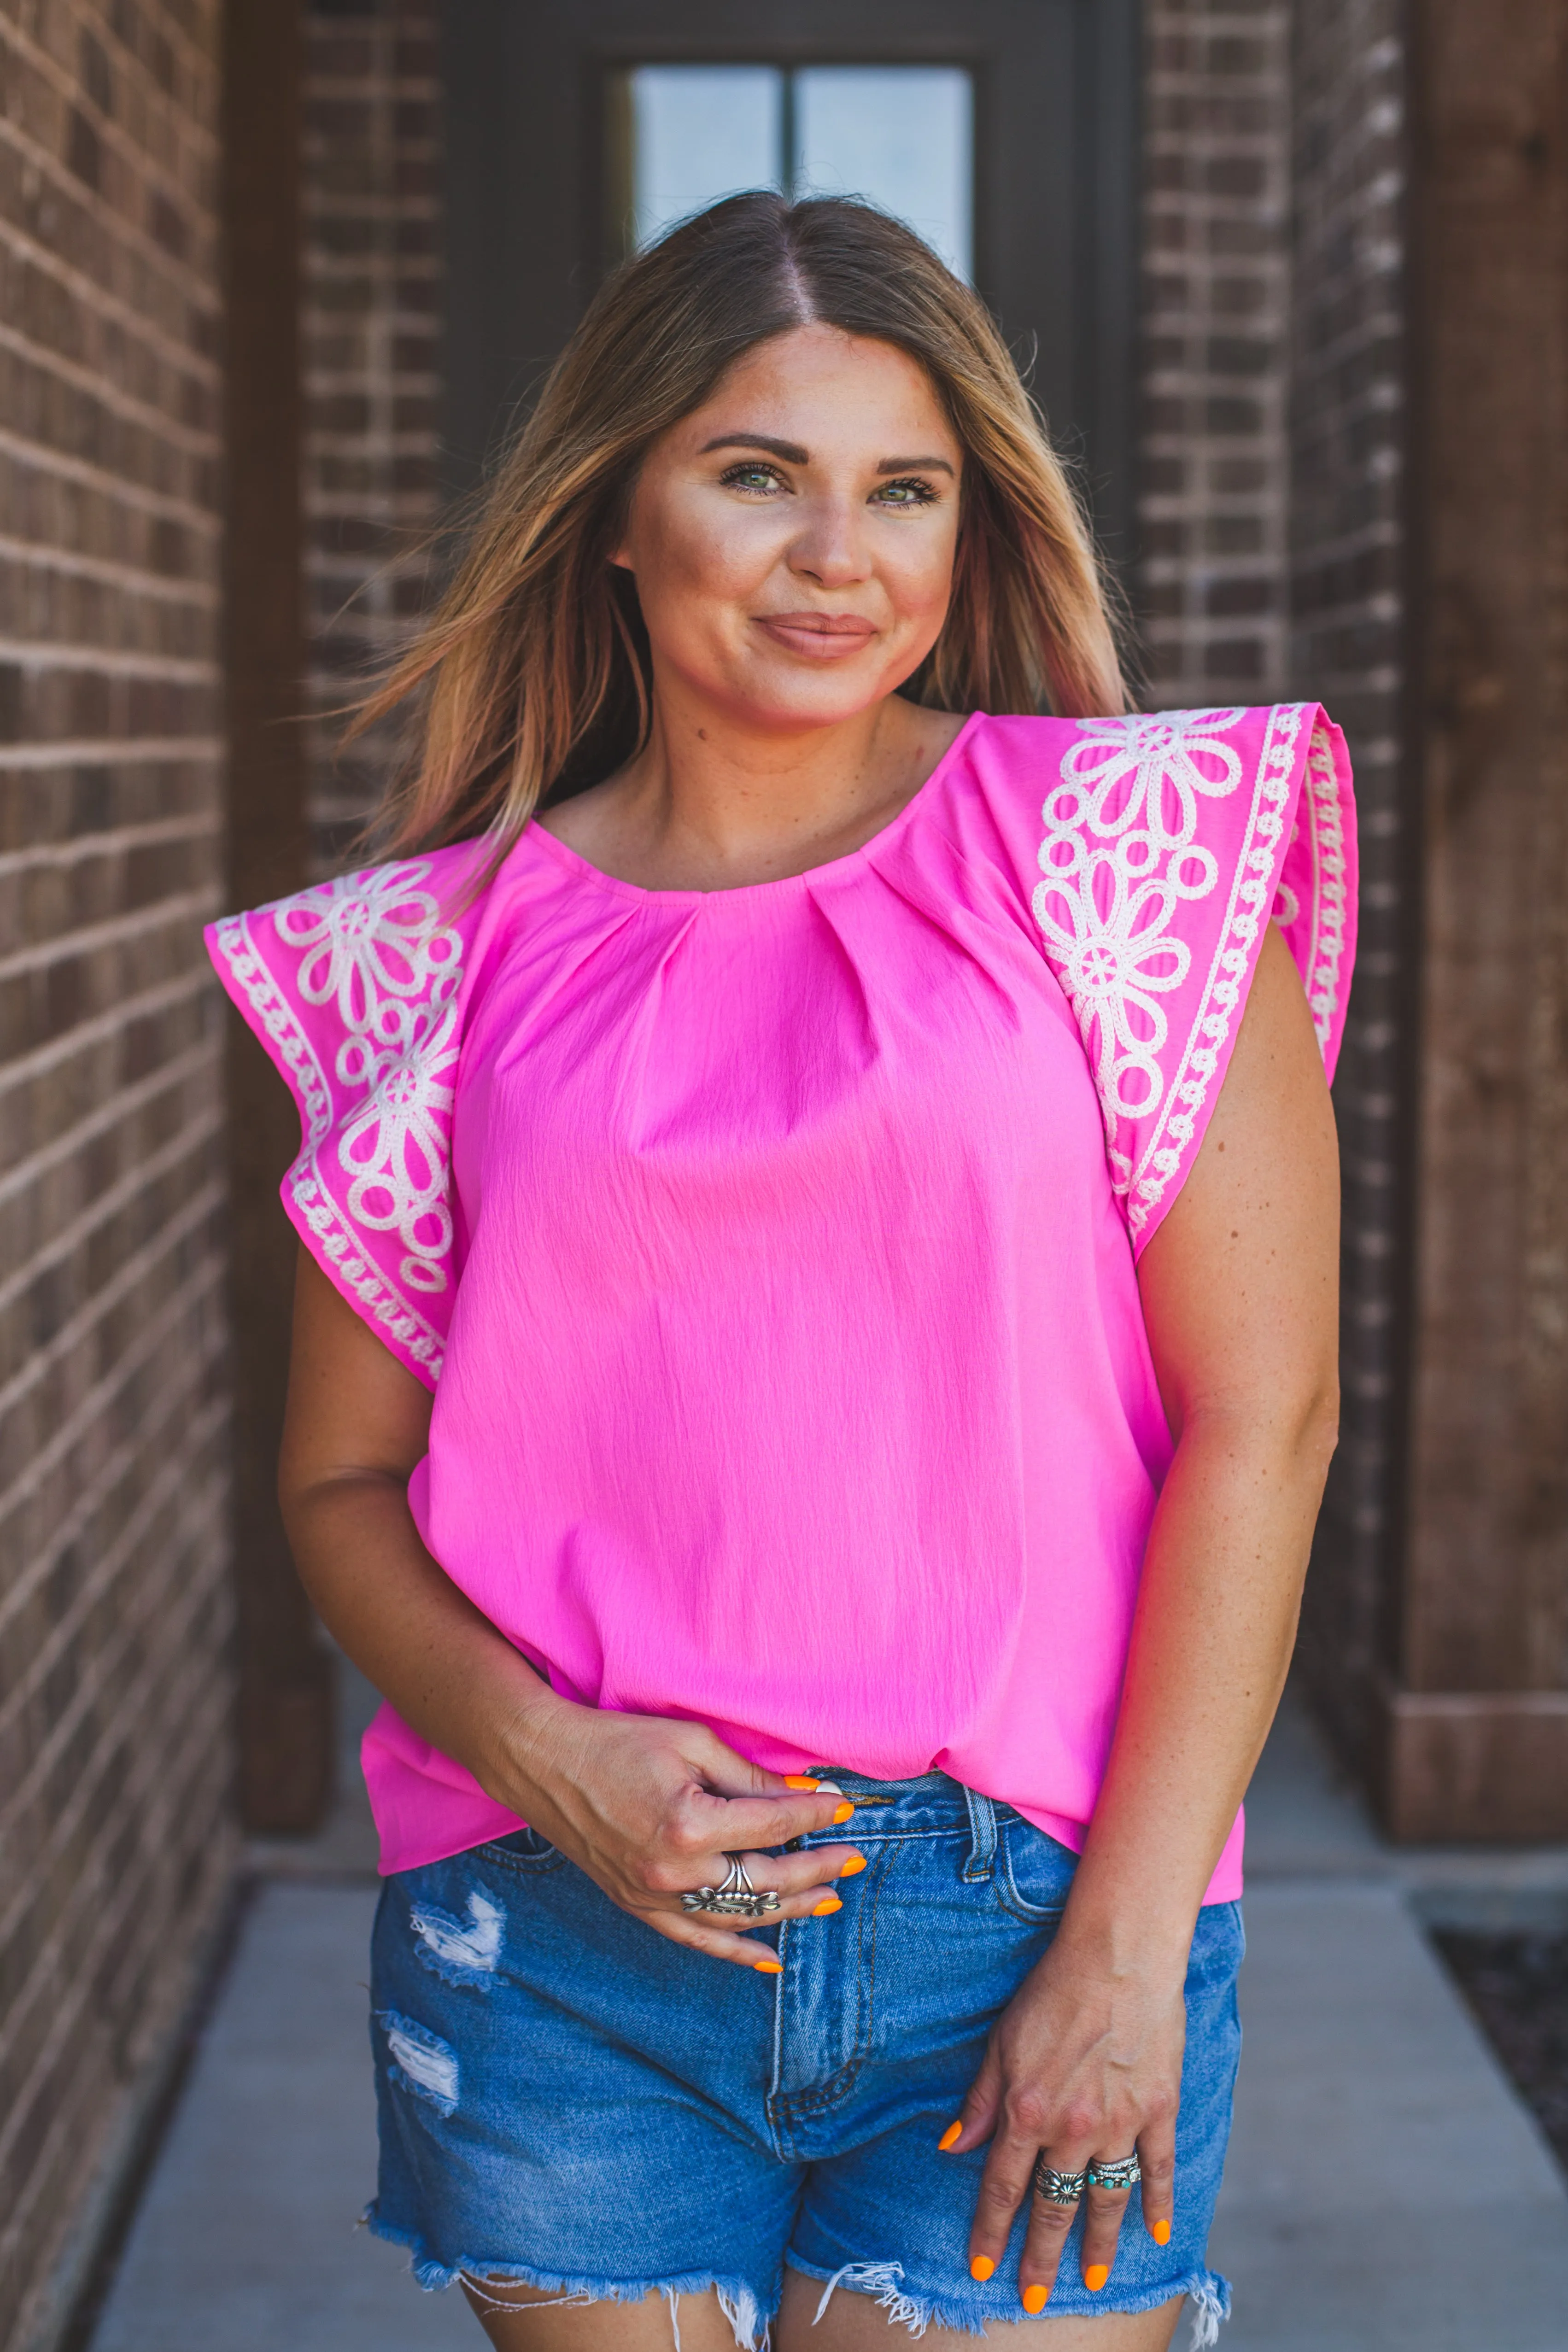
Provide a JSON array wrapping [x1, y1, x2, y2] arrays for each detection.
[[937, 2120, 963, 2152], [831, 1801, 854, 1824], [1084, 2265, 1110, 2293], [753, 1958, 783, 1974], [969, 2255, 996, 2282], [1152, 2219, 1171, 2247], [839, 1853, 867, 1876], [785, 1775, 820, 1790], [812, 1896, 843, 1916], [1021, 2284, 1048, 2315]]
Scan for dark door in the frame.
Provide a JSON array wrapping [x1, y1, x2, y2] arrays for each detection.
[[443, 0, 1141, 566]]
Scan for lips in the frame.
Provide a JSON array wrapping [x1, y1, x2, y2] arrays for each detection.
[[756, 612, 878, 657]]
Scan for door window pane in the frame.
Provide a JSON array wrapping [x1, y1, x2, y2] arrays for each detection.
[[622, 66, 782, 252], [794, 69, 972, 279], [612, 64, 974, 280]]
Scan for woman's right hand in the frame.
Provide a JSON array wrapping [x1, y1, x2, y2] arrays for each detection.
[[481, 1685, 865, 1967], [278, 1252, 861, 1972]]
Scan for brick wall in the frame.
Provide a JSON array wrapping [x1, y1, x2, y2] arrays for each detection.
[[0, 4, 237, 2341], [1139, 0, 1417, 1772], [301, 0, 442, 867], [1138, 0, 1292, 703], [1287, 0, 1411, 1765]]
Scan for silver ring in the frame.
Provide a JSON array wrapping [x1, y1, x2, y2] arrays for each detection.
[[1032, 2161, 1088, 2206], [1085, 2153, 1142, 2192], [680, 1851, 781, 1919]]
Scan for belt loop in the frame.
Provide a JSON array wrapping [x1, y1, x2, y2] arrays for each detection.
[[960, 1784, 998, 1882]]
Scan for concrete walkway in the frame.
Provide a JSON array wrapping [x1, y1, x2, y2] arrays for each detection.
[[91, 1674, 1568, 2351], [90, 1881, 467, 2352]]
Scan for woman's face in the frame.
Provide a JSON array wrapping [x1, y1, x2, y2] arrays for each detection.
[[614, 324, 964, 733]]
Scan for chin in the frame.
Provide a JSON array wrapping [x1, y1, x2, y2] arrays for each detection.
[[723, 669, 893, 733]]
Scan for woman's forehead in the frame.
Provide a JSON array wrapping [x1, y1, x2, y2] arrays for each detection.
[[680, 327, 960, 456]]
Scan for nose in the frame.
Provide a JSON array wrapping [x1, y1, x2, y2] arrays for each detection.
[[786, 492, 873, 590]]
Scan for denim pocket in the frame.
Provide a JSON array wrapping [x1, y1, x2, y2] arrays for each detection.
[[480, 1825, 566, 1875], [995, 1813, 1077, 1923]]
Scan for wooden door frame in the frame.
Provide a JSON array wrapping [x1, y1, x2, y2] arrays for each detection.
[[441, 0, 1142, 569]]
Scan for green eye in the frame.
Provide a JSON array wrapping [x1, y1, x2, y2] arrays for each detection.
[[720, 462, 784, 493], [874, 478, 939, 508]]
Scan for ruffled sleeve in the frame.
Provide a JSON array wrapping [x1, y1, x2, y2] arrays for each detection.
[[205, 843, 501, 1387], [1028, 702, 1356, 1252]]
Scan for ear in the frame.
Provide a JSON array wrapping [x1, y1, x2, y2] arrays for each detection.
[[608, 548, 634, 573]]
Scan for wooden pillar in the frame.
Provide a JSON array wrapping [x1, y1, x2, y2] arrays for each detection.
[[1390, 0, 1568, 1837], [219, 0, 332, 1831]]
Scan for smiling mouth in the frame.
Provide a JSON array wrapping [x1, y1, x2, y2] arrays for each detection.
[[756, 612, 878, 655]]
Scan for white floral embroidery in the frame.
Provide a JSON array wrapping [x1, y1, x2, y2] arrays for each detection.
[[1299, 720, 1351, 1050], [1033, 705, 1343, 1240], [1055, 708, 1246, 853], [277, 861, 461, 1036], [273, 866, 463, 1293], [211, 856, 469, 1380]]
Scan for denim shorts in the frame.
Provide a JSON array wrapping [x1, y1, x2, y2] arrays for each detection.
[[366, 1770, 1241, 2343]]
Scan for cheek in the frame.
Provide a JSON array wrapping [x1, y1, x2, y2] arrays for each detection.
[[632, 503, 778, 626], [885, 521, 961, 627]]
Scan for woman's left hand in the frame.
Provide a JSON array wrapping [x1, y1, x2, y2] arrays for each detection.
[[940, 1923, 1187, 2312]]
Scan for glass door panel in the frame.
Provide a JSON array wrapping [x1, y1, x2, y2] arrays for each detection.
[[611, 63, 974, 279], [794, 69, 972, 278], [617, 66, 783, 252]]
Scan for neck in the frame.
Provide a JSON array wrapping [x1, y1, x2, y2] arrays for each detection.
[[576, 680, 960, 893]]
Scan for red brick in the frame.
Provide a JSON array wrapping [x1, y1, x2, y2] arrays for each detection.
[[0, 5, 234, 2338], [1137, 3, 1290, 705], [302, 1, 443, 869]]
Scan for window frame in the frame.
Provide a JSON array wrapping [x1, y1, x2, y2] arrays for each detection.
[[442, 0, 1141, 568]]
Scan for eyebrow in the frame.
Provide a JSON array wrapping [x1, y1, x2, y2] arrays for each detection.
[[699, 433, 955, 478]]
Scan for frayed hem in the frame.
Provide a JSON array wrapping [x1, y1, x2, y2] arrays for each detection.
[[810, 2262, 943, 2339], [783, 2255, 1233, 2340], [786, 2255, 988, 2339], [362, 2208, 774, 2346], [1183, 2269, 1231, 2348]]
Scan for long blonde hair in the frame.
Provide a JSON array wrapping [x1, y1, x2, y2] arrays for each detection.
[[352, 193, 1130, 858]]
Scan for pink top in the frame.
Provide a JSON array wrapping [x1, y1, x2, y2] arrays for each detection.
[[209, 704, 1356, 1899]]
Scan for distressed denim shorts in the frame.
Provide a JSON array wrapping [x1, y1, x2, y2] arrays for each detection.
[[367, 1770, 1241, 2343]]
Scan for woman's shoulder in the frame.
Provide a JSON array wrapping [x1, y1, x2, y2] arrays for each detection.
[[211, 836, 497, 961], [955, 703, 1357, 1253], [942, 703, 1347, 917], [205, 831, 562, 1071], [204, 837, 522, 1390], [963, 700, 1326, 780], [955, 702, 1350, 886]]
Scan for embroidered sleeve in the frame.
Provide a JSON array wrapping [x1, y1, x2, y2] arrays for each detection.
[[1030, 702, 1357, 1252], [205, 845, 496, 1387]]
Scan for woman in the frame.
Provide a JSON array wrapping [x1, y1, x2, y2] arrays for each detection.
[[210, 195, 1353, 2350]]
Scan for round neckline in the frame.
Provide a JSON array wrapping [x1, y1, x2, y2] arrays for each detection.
[[526, 709, 985, 905]]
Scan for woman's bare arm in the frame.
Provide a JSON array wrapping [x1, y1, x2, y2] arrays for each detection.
[[277, 1253, 859, 1962], [951, 920, 1341, 2306], [278, 1260, 535, 1767], [1082, 918, 1341, 1946]]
